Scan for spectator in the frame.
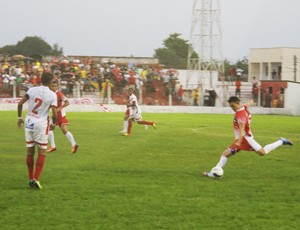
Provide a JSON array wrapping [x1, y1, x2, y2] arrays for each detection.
[[177, 85, 184, 102], [128, 73, 136, 90], [162, 71, 170, 88], [60, 78, 69, 96], [235, 77, 242, 97], [272, 69, 277, 79], [252, 76, 258, 104], [193, 88, 199, 106], [101, 79, 113, 103]]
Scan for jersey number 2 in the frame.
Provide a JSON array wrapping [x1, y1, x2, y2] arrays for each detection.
[[32, 98, 43, 114]]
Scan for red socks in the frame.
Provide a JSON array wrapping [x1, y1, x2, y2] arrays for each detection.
[[138, 121, 154, 125], [34, 154, 46, 181], [26, 155, 34, 180], [127, 121, 133, 134]]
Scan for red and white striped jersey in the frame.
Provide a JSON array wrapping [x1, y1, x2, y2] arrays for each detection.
[[56, 90, 68, 118], [233, 105, 252, 139]]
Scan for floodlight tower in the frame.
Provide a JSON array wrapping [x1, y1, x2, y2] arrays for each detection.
[[187, 0, 225, 104]]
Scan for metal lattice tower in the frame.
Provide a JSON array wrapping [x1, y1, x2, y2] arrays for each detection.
[[187, 0, 224, 90]]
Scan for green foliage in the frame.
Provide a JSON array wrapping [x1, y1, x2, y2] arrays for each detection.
[[1, 111, 299, 229], [155, 48, 178, 68], [52, 43, 64, 56], [224, 57, 249, 76], [15, 36, 52, 56], [0, 36, 63, 56], [0, 45, 17, 56], [155, 33, 197, 69], [236, 56, 249, 74]]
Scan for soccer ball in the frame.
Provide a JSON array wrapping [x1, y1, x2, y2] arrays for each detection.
[[211, 167, 224, 178]]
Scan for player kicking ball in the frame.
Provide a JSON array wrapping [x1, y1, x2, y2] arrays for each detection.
[[203, 96, 293, 178], [122, 88, 156, 136]]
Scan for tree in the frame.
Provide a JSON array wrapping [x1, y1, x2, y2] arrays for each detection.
[[235, 57, 248, 74], [154, 33, 197, 69], [155, 48, 178, 68], [0, 36, 64, 56], [51, 43, 64, 56], [15, 36, 52, 56], [223, 57, 248, 77], [0, 45, 17, 56]]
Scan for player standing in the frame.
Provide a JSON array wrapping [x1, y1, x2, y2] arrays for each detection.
[[18, 72, 57, 189], [122, 88, 156, 136], [203, 96, 293, 178], [47, 81, 78, 153]]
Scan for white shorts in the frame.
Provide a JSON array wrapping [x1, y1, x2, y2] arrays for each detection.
[[129, 108, 142, 121], [25, 118, 49, 149], [244, 135, 262, 152]]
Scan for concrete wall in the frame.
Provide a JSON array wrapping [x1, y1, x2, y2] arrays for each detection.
[[1, 103, 293, 115], [285, 81, 300, 115]]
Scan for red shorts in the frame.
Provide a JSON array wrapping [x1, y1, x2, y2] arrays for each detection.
[[56, 116, 69, 128], [229, 137, 254, 154]]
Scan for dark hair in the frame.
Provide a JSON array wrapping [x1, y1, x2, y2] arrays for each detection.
[[41, 72, 53, 85], [227, 96, 240, 103]]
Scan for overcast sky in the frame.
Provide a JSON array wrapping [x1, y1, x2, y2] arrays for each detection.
[[1, 0, 300, 61]]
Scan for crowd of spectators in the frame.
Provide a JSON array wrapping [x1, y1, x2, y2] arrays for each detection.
[[0, 57, 184, 103]]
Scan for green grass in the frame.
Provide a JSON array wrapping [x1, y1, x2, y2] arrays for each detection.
[[0, 111, 299, 230]]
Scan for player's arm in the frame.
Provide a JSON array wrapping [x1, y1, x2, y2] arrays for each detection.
[[58, 99, 70, 111], [51, 105, 57, 125], [128, 100, 136, 109], [17, 94, 29, 128], [244, 100, 255, 107], [127, 100, 136, 109]]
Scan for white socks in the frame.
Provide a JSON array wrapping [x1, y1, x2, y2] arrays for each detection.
[[216, 156, 228, 169], [66, 131, 76, 146], [48, 131, 56, 148], [263, 140, 283, 154], [123, 120, 128, 132]]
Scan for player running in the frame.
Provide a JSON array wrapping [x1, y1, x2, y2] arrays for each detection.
[[47, 81, 78, 154], [18, 72, 57, 189], [122, 88, 156, 136], [203, 96, 293, 178]]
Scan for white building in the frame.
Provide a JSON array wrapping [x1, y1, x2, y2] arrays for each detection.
[[249, 47, 300, 82], [248, 47, 300, 115]]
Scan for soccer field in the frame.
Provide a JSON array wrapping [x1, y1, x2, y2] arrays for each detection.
[[0, 111, 299, 230]]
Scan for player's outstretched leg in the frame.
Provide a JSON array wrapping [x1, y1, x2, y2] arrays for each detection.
[[138, 120, 156, 129], [47, 130, 57, 152], [262, 137, 293, 154], [280, 138, 293, 146]]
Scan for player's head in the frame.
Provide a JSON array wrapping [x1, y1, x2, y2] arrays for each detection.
[[41, 72, 53, 86], [128, 87, 134, 95], [228, 96, 241, 111], [51, 81, 59, 92]]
